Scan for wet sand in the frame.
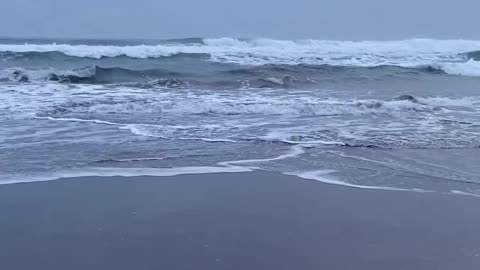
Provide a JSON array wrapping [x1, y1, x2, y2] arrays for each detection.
[[0, 171, 479, 270]]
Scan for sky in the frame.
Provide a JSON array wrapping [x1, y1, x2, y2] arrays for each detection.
[[1, 0, 479, 40]]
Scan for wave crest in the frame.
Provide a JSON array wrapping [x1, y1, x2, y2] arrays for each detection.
[[1, 38, 480, 76]]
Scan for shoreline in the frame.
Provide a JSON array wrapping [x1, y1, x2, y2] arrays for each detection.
[[1, 171, 479, 269], [2, 166, 478, 198]]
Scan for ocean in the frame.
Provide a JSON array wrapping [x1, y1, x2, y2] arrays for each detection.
[[1, 37, 479, 195]]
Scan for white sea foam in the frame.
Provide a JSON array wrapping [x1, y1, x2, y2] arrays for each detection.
[[417, 96, 479, 107], [259, 130, 344, 146], [0, 145, 304, 184], [27, 90, 480, 149], [288, 170, 431, 192], [0, 166, 253, 185], [2, 38, 480, 75], [437, 59, 480, 77], [180, 137, 238, 143], [450, 190, 480, 198], [42, 94, 469, 117], [96, 157, 171, 163], [120, 124, 167, 138], [218, 145, 305, 166], [35, 116, 122, 126]]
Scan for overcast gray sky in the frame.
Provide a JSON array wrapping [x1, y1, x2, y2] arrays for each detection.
[[1, 0, 479, 40]]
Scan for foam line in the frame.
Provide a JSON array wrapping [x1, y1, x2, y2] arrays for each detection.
[[0, 166, 253, 185], [35, 116, 122, 126], [449, 190, 480, 198], [218, 145, 305, 166], [0, 146, 304, 184], [289, 170, 431, 192]]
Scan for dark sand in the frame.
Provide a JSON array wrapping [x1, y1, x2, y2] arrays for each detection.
[[0, 171, 479, 270]]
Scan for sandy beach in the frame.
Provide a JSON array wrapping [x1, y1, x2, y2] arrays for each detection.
[[1, 171, 479, 270]]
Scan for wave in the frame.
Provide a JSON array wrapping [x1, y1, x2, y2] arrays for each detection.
[[0, 64, 452, 86], [0, 51, 210, 62], [35, 94, 480, 150], [435, 59, 480, 77], [226, 64, 445, 75], [465, 50, 480, 61], [1, 38, 480, 76], [2, 38, 479, 59], [48, 66, 189, 85], [256, 132, 480, 150], [2, 66, 191, 86], [39, 93, 478, 117], [39, 94, 436, 118]]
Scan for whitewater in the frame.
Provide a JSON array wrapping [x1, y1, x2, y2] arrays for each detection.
[[1, 38, 480, 75]]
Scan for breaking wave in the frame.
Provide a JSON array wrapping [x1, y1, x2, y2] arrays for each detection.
[[1, 38, 480, 76], [30, 92, 480, 150], [0, 64, 457, 87], [39, 94, 443, 116]]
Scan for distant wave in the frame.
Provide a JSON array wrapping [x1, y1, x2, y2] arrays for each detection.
[[1, 38, 480, 76], [3, 38, 480, 59], [0, 64, 451, 87], [0, 50, 210, 61], [47, 66, 190, 86], [465, 50, 480, 61]]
